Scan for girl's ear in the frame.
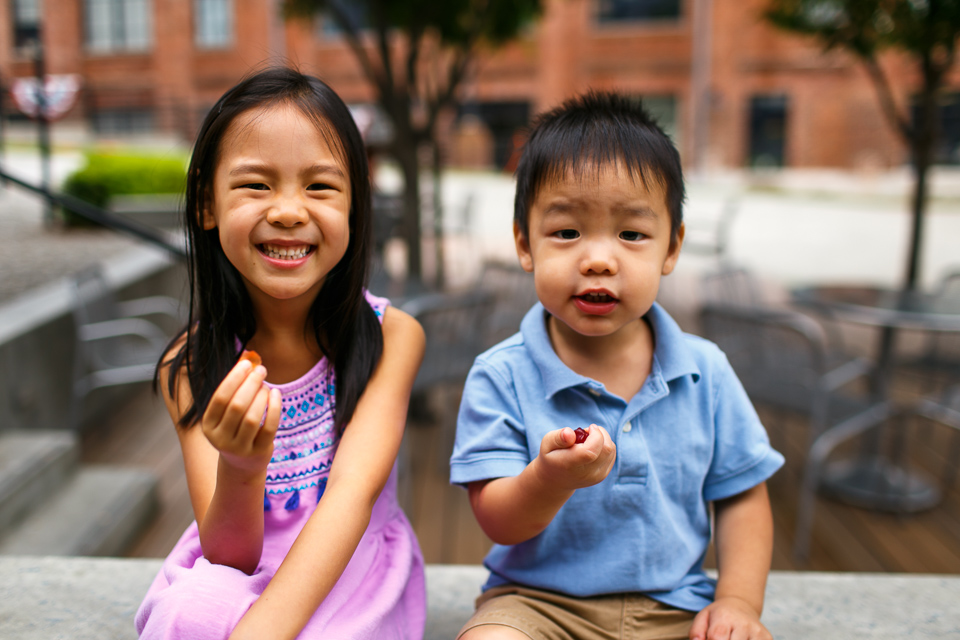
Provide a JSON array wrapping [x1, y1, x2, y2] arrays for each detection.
[[201, 206, 217, 230], [200, 193, 217, 230]]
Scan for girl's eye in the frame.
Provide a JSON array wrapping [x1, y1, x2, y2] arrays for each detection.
[[306, 183, 333, 191], [556, 229, 579, 240], [241, 183, 268, 191], [620, 230, 644, 241]]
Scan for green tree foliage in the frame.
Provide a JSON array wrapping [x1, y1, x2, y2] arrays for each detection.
[[285, 0, 542, 283], [766, 0, 960, 289]]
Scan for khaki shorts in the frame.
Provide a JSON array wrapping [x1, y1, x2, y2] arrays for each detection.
[[457, 584, 696, 640]]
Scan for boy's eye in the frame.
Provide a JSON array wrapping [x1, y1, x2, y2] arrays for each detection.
[[555, 229, 580, 240], [620, 230, 644, 241]]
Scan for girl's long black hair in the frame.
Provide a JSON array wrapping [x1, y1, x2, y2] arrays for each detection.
[[158, 67, 383, 433]]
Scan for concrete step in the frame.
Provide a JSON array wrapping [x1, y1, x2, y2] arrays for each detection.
[[0, 430, 79, 537], [0, 466, 159, 556]]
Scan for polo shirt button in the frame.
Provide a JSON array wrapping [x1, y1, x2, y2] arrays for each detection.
[[622, 424, 632, 433], [589, 388, 601, 396]]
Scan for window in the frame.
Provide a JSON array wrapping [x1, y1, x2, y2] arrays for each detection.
[[317, 0, 369, 38], [92, 108, 154, 135], [11, 0, 41, 50], [642, 95, 678, 147], [85, 0, 152, 53], [597, 0, 681, 23], [748, 95, 788, 168], [195, 0, 232, 48], [912, 92, 960, 165]]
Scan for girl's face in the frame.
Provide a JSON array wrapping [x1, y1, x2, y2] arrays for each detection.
[[203, 103, 351, 308]]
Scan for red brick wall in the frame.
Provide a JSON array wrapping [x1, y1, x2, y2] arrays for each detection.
[[2, 0, 955, 169]]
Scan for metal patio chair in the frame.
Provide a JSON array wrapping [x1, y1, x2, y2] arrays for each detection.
[[699, 302, 882, 560], [69, 264, 183, 429], [474, 260, 538, 349]]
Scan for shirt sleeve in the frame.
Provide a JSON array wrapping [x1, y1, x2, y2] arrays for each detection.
[[703, 354, 785, 502], [450, 359, 532, 486]]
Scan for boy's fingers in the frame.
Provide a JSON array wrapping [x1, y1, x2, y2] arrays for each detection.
[[548, 428, 576, 451], [689, 608, 709, 640]]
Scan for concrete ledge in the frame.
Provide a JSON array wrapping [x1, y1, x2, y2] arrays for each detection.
[[2, 557, 958, 639]]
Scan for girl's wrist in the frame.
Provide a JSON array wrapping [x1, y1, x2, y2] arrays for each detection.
[[217, 454, 269, 486]]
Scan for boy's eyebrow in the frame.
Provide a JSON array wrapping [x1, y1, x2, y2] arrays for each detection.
[[541, 198, 661, 220]]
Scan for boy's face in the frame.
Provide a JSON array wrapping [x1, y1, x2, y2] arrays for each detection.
[[515, 163, 683, 343]]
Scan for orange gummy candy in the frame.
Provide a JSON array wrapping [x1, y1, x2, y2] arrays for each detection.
[[239, 349, 262, 368]]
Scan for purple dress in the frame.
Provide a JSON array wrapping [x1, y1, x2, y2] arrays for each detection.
[[136, 293, 426, 639]]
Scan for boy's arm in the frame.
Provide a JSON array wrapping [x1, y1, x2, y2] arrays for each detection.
[[468, 425, 615, 546], [689, 482, 773, 640]]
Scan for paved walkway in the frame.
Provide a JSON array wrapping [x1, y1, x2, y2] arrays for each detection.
[[0, 151, 144, 304]]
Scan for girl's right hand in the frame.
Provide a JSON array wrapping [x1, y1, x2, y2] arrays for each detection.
[[201, 358, 281, 475]]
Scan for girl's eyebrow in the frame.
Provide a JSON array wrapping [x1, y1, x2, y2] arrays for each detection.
[[303, 163, 346, 179], [227, 163, 346, 179]]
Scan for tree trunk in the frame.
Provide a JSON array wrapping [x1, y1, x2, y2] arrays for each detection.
[[431, 139, 444, 289], [906, 144, 931, 291], [396, 139, 423, 283], [905, 75, 940, 291]]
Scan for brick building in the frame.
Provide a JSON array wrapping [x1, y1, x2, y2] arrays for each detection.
[[2, 0, 958, 170]]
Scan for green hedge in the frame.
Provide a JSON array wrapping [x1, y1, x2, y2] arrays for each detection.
[[61, 152, 187, 225]]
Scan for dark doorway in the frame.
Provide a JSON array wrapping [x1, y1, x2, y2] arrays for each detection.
[[461, 101, 531, 170], [748, 95, 788, 168]]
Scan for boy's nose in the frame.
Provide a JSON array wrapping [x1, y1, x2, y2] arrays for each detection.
[[580, 241, 617, 275]]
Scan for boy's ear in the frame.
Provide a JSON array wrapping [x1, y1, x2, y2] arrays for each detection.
[[661, 222, 685, 276], [514, 221, 534, 273]]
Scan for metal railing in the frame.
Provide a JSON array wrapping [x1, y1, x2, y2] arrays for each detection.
[[0, 165, 187, 260]]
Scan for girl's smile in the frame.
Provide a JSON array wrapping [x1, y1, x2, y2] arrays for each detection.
[[257, 242, 317, 268]]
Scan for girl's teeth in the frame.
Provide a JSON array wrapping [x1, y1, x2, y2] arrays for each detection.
[[263, 245, 309, 260]]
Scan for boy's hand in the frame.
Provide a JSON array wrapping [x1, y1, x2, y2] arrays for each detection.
[[534, 424, 616, 491], [689, 596, 771, 640], [201, 357, 281, 476]]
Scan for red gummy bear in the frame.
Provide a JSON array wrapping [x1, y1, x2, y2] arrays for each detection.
[[574, 427, 588, 444]]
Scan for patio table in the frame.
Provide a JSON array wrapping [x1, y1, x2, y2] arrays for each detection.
[[791, 284, 960, 512]]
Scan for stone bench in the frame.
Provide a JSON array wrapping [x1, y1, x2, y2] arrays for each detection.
[[2, 556, 958, 639]]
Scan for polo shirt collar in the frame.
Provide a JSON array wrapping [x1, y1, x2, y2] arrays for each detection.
[[520, 301, 702, 399]]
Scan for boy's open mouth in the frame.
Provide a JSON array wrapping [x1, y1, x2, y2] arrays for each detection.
[[259, 244, 315, 260], [577, 292, 618, 304]]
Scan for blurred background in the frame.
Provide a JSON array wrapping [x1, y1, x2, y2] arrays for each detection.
[[0, 0, 958, 577]]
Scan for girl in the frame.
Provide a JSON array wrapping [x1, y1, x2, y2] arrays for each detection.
[[135, 67, 426, 639]]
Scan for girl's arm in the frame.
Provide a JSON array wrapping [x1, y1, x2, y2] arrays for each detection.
[[161, 339, 282, 574], [230, 307, 425, 640], [689, 482, 774, 640]]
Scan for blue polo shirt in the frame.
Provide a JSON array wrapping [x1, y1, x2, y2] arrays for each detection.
[[450, 302, 784, 612]]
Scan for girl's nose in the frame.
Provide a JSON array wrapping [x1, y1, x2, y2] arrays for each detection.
[[266, 196, 308, 227]]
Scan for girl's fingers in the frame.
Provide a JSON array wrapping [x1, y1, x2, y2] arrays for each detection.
[[203, 359, 254, 427], [208, 364, 267, 439], [235, 385, 271, 447], [254, 388, 283, 450]]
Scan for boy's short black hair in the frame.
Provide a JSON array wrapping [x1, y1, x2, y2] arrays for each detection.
[[514, 91, 684, 242]]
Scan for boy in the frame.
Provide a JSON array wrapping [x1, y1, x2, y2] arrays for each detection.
[[450, 92, 784, 640]]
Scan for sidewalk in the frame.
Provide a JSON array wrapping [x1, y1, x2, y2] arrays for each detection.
[[0, 151, 145, 304]]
